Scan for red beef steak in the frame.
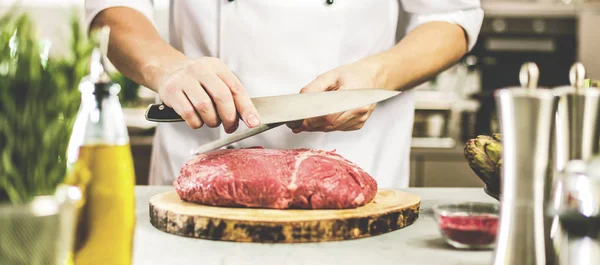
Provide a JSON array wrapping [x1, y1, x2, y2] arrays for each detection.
[[173, 147, 378, 209]]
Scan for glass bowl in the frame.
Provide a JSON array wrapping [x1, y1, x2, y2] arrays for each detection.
[[432, 202, 499, 250]]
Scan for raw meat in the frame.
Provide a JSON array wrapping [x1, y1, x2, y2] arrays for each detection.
[[173, 147, 378, 209]]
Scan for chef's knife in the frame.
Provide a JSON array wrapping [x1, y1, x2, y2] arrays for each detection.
[[144, 89, 401, 154]]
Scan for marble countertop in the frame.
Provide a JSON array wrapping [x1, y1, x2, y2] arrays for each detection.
[[132, 186, 498, 265]]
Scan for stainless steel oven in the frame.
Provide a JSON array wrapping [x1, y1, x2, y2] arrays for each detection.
[[469, 16, 577, 135]]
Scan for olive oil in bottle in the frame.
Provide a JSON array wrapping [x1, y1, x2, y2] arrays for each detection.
[[64, 26, 136, 265]]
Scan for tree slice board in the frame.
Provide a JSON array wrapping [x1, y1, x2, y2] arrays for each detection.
[[149, 189, 420, 243]]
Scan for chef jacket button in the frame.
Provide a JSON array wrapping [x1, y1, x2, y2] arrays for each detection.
[[327, 0, 334, 4]]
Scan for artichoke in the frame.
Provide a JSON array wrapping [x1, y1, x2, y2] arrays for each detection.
[[464, 134, 503, 199], [492, 133, 502, 142]]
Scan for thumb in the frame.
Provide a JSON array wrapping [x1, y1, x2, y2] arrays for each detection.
[[300, 73, 339, 94]]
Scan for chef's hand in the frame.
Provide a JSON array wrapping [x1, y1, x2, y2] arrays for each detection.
[[156, 57, 260, 133], [286, 59, 386, 133]]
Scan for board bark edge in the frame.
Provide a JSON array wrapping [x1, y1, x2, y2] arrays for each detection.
[[149, 202, 420, 243]]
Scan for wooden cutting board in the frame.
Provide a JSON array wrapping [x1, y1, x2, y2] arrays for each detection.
[[149, 189, 420, 243]]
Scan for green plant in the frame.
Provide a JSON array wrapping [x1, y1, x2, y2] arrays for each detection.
[[0, 11, 94, 204]]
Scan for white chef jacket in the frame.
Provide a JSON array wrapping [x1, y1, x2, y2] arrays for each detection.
[[86, 0, 483, 189]]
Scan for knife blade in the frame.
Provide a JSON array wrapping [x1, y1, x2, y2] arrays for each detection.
[[189, 122, 286, 155], [145, 89, 400, 124], [145, 89, 401, 155]]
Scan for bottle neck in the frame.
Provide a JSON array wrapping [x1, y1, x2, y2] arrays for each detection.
[[67, 80, 129, 164]]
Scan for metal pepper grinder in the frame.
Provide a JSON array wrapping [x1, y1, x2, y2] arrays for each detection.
[[554, 62, 600, 172], [492, 62, 560, 265], [551, 62, 600, 265]]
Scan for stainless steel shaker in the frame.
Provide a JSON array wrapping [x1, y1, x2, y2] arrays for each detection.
[[554, 62, 600, 172], [553, 159, 600, 265], [493, 62, 559, 265], [551, 62, 600, 265]]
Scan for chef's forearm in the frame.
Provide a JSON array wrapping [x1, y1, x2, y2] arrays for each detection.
[[90, 7, 187, 92], [366, 21, 468, 91]]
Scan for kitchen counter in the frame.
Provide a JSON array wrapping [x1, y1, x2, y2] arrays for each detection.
[[133, 186, 497, 265]]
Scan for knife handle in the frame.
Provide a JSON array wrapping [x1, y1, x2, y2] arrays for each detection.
[[145, 103, 184, 122]]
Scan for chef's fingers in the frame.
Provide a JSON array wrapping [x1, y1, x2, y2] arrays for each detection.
[[336, 105, 375, 131], [300, 111, 353, 132], [322, 111, 356, 132], [286, 120, 303, 130], [293, 111, 345, 133], [316, 105, 374, 132], [291, 118, 312, 133], [182, 78, 221, 128], [170, 91, 204, 129], [291, 119, 311, 133], [200, 74, 239, 133], [342, 122, 367, 131], [336, 119, 365, 131], [300, 72, 340, 94], [216, 65, 261, 129], [295, 123, 329, 133]]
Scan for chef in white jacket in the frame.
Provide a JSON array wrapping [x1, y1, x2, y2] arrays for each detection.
[[86, 0, 484, 188]]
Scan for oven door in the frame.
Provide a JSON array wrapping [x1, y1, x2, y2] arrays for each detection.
[[468, 16, 577, 135]]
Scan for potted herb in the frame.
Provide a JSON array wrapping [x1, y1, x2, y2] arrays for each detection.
[[0, 11, 94, 265]]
